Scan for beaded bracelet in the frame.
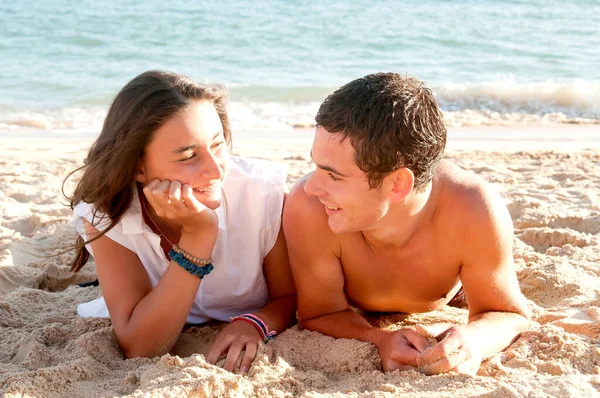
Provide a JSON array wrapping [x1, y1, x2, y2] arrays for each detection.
[[172, 244, 213, 265], [168, 249, 214, 279], [230, 313, 277, 343]]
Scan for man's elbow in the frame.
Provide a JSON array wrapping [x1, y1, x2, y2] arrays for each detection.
[[507, 301, 532, 336], [517, 306, 532, 331], [296, 312, 322, 331]]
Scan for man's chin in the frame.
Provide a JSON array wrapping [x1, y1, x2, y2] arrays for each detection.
[[327, 218, 346, 235]]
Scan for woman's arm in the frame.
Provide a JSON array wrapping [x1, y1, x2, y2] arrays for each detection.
[[86, 221, 217, 358], [84, 180, 218, 358], [205, 196, 297, 372], [251, 223, 297, 332]]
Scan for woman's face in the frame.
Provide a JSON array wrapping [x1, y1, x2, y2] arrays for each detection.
[[137, 100, 230, 210]]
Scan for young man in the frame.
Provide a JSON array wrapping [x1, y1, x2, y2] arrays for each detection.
[[283, 73, 530, 375]]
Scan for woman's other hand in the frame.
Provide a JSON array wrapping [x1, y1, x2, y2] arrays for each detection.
[[205, 320, 273, 373]]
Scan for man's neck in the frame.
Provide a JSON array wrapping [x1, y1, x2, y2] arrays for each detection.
[[361, 180, 437, 252]]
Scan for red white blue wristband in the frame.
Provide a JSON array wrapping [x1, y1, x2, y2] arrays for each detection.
[[230, 313, 277, 343]]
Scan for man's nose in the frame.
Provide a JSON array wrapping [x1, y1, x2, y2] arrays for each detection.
[[303, 172, 323, 197]]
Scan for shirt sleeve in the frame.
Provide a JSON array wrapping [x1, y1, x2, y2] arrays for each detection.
[[71, 202, 136, 256]]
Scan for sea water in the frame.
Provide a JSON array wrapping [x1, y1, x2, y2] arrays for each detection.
[[1, 0, 598, 135]]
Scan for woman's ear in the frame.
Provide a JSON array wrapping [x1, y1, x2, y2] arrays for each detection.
[[388, 168, 414, 202], [135, 160, 146, 183]]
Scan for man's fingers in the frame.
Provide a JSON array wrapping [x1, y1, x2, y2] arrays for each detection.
[[383, 362, 416, 373], [404, 329, 433, 352], [419, 347, 467, 375], [450, 357, 480, 375], [416, 323, 453, 339], [239, 341, 258, 373], [223, 342, 245, 372], [417, 332, 462, 367]]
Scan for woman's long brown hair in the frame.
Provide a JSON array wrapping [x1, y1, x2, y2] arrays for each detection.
[[64, 70, 232, 272]]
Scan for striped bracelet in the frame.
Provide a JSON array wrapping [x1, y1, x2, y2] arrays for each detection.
[[230, 314, 277, 343]]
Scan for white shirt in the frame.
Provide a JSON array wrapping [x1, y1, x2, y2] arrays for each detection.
[[72, 156, 286, 324]]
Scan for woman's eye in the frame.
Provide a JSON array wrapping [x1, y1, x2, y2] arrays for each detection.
[[212, 141, 224, 149], [179, 154, 196, 162]]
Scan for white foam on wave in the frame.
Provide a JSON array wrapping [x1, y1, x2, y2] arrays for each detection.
[[0, 106, 105, 134], [436, 78, 600, 120], [1, 79, 598, 133]]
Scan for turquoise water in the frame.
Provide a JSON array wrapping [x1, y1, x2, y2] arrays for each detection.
[[1, 0, 599, 133]]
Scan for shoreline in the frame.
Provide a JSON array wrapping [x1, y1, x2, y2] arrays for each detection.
[[2, 124, 598, 159]]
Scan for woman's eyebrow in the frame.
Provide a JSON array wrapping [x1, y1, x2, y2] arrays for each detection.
[[173, 144, 197, 154], [173, 132, 223, 153]]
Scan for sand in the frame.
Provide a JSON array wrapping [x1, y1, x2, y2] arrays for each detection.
[[1, 126, 600, 397]]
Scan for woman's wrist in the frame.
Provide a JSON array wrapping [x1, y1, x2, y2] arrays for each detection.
[[231, 314, 277, 343], [180, 214, 218, 235], [177, 227, 217, 259]]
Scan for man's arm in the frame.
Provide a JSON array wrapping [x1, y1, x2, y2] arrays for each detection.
[[418, 182, 530, 374], [284, 177, 429, 371]]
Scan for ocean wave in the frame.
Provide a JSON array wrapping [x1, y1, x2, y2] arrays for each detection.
[[435, 79, 600, 121], [1, 79, 599, 133]]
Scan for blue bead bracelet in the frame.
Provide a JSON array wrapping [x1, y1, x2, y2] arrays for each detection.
[[168, 249, 214, 279]]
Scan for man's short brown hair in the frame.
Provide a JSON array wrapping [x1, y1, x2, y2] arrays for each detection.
[[315, 73, 446, 190]]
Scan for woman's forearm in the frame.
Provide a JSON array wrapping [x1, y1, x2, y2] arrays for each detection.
[[117, 230, 216, 358], [253, 294, 298, 334]]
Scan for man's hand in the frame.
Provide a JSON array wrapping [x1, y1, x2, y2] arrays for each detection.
[[376, 329, 433, 372], [205, 320, 273, 373], [416, 324, 482, 375]]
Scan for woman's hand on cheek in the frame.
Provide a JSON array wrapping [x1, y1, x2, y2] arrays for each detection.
[[205, 320, 273, 373], [143, 179, 218, 235]]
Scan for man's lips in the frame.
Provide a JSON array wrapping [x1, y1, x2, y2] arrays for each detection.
[[322, 202, 341, 214]]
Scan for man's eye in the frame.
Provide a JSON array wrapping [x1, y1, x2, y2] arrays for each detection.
[[328, 172, 341, 181]]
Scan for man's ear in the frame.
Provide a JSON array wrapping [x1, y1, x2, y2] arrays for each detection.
[[135, 160, 146, 183], [388, 168, 414, 202]]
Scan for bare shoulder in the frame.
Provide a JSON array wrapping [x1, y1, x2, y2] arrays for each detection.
[[435, 160, 513, 238], [283, 174, 339, 255]]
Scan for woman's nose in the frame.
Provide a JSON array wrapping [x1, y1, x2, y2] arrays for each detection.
[[201, 152, 224, 179]]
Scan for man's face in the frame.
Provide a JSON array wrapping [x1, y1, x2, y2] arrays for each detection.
[[304, 126, 391, 234]]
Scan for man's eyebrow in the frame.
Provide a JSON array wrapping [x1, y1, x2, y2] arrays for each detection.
[[173, 132, 223, 153], [309, 150, 350, 177]]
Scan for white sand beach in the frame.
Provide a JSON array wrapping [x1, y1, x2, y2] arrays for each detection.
[[1, 125, 600, 397]]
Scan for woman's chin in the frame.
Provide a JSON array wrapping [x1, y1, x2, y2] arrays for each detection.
[[193, 190, 222, 210]]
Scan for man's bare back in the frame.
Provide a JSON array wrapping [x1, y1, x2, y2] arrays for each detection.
[[284, 73, 530, 375]]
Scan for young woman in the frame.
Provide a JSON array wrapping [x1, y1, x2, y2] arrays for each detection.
[[67, 70, 296, 373]]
